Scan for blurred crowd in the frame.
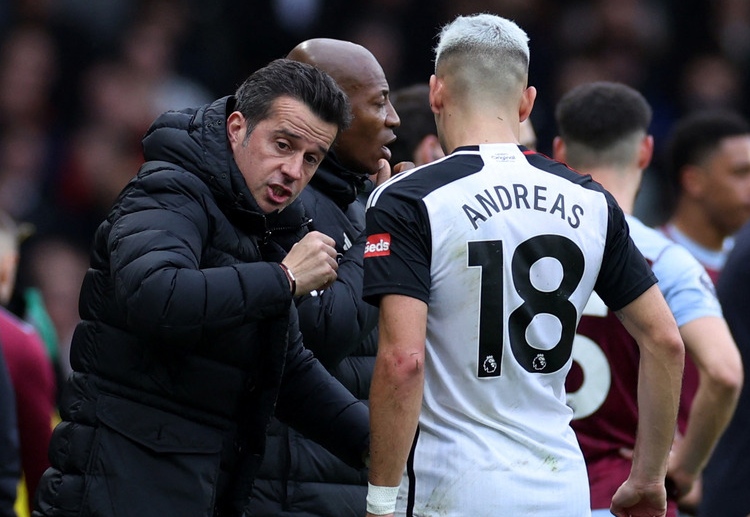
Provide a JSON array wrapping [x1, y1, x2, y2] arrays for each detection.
[[0, 0, 748, 389]]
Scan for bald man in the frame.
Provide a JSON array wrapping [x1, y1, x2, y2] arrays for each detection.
[[246, 39, 400, 516]]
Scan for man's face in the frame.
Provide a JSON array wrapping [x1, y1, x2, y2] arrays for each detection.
[[699, 135, 750, 236], [228, 96, 338, 213], [334, 60, 400, 176]]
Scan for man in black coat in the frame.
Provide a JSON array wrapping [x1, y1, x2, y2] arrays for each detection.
[[246, 39, 401, 516], [33, 59, 370, 517]]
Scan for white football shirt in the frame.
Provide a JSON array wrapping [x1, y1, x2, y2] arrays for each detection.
[[364, 144, 655, 516]]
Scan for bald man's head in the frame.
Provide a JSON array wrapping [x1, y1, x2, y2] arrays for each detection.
[[287, 39, 375, 94], [287, 38, 400, 176]]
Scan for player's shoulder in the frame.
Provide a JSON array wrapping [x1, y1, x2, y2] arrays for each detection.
[[368, 149, 484, 208], [522, 148, 600, 189], [627, 216, 701, 265], [626, 216, 672, 251]]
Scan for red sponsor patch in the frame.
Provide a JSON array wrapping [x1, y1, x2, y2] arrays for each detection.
[[364, 233, 391, 258]]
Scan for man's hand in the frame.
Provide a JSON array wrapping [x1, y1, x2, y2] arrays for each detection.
[[610, 479, 667, 517], [665, 432, 698, 504], [374, 159, 415, 187], [282, 231, 338, 295]]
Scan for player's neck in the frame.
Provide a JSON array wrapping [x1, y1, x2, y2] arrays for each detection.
[[442, 115, 519, 153], [669, 207, 726, 251], [584, 166, 638, 215]]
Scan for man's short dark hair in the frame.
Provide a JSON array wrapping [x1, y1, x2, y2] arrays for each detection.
[[389, 84, 437, 164], [666, 109, 750, 192], [555, 81, 652, 151], [234, 58, 352, 136]]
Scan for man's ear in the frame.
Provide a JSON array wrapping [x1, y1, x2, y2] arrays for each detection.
[[429, 74, 442, 115], [415, 134, 444, 166], [682, 164, 708, 198], [519, 86, 537, 123], [637, 135, 654, 170], [552, 136, 566, 163], [226, 112, 246, 148]]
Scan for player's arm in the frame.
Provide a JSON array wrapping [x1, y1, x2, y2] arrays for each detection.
[[668, 316, 742, 496], [610, 284, 685, 517], [366, 293, 427, 517]]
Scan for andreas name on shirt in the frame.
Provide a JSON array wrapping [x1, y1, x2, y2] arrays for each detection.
[[463, 182, 584, 230]]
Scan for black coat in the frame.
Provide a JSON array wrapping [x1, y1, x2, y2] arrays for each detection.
[[247, 155, 378, 516], [33, 97, 369, 517]]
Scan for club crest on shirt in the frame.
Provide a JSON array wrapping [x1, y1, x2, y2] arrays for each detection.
[[364, 233, 391, 258]]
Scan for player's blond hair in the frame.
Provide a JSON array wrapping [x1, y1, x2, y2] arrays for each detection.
[[434, 14, 530, 104]]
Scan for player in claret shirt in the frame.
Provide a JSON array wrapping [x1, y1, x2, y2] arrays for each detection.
[[554, 81, 742, 517]]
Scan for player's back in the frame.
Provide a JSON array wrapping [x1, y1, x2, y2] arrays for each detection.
[[367, 143, 652, 515]]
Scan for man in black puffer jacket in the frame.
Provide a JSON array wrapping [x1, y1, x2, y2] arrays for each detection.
[[247, 39, 402, 517], [33, 59, 370, 517]]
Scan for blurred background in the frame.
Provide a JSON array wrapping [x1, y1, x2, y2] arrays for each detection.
[[0, 0, 748, 376]]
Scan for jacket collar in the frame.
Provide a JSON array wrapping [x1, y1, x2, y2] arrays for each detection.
[[308, 151, 367, 208]]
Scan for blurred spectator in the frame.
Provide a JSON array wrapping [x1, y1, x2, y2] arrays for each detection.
[[48, 0, 134, 53], [713, 0, 750, 66], [0, 210, 56, 517], [554, 0, 672, 110], [678, 53, 746, 115], [0, 25, 58, 130], [0, 127, 48, 221], [52, 122, 143, 248], [388, 83, 442, 166], [0, 26, 63, 222], [20, 236, 88, 382], [118, 0, 212, 117]]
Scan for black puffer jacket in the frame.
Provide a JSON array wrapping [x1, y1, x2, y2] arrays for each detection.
[[247, 154, 378, 516], [33, 97, 369, 517]]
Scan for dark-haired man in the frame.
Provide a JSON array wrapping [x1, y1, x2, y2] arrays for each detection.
[[34, 58, 370, 517], [661, 109, 750, 282], [554, 81, 742, 517]]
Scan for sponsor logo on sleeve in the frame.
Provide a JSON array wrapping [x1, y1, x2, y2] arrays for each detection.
[[364, 233, 391, 258]]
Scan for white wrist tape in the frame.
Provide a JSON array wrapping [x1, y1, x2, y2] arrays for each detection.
[[366, 483, 399, 515]]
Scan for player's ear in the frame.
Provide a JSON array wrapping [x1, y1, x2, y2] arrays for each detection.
[[429, 75, 442, 115], [415, 134, 444, 166], [519, 86, 537, 122], [637, 135, 654, 170], [682, 164, 709, 197], [552, 136, 566, 163]]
